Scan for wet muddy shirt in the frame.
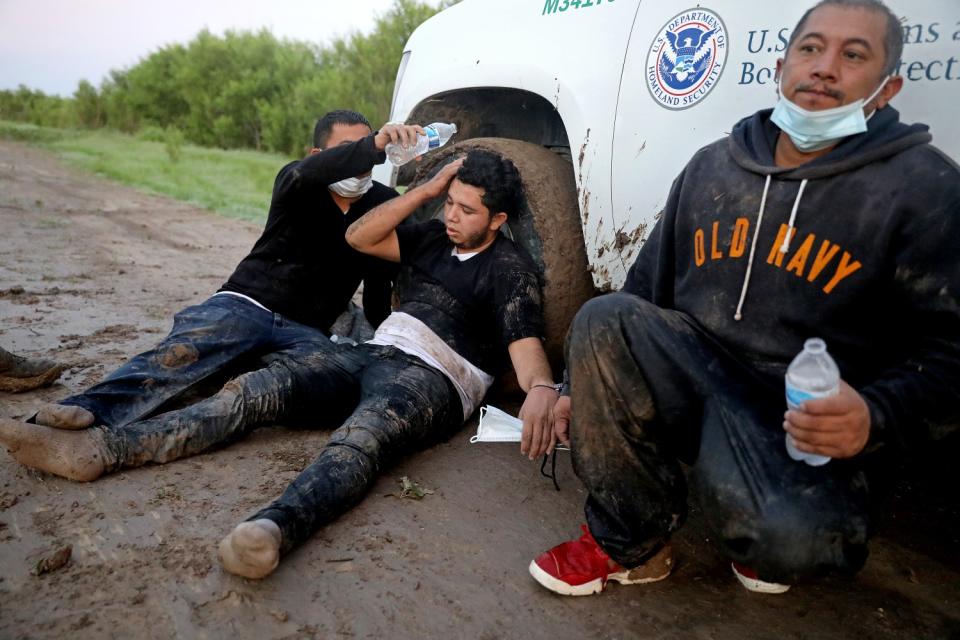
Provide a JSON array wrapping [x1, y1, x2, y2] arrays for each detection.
[[220, 134, 397, 333], [393, 219, 545, 375]]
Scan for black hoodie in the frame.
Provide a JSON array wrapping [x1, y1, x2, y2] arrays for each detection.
[[624, 106, 960, 452]]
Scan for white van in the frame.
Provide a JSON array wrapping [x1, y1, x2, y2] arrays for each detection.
[[374, 0, 959, 361]]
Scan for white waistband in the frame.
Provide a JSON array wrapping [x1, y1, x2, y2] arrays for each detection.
[[368, 312, 493, 419], [212, 291, 272, 313]]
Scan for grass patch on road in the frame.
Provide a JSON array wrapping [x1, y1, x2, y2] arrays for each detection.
[[0, 121, 294, 222]]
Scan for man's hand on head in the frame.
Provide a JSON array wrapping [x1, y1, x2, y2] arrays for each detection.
[[784, 379, 871, 459], [418, 157, 465, 200], [519, 385, 559, 461], [374, 123, 425, 151]]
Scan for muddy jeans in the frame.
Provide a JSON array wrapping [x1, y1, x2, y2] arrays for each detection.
[[55, 295, 330, 427], [569, 293, 870, 583], [95, 343, 461, 555]]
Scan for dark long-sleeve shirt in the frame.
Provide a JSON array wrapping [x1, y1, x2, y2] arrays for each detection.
[[220, 134, 398, 332]]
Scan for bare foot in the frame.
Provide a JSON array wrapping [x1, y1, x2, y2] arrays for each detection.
[[219, 519, 282, 579], [35, 404, 95, 430], [0, 418, 108, 481]]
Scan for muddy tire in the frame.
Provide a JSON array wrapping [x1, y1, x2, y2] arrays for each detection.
[[408, 138, 595, 372]]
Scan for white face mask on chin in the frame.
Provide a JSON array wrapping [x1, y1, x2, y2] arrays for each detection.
[[771, 76, 890, 153], [329, 175, 373, 198]]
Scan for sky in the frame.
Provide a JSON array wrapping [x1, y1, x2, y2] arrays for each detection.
[[0, 0, 431, 96]]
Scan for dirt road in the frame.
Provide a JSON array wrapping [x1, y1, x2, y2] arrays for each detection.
[[0, 140, 957, 639]]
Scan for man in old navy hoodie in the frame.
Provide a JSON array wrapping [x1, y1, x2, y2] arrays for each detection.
[[530, 0, 960, 595]]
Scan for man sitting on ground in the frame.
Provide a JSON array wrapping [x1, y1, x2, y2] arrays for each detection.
[[3, 111, 413, 441], [529, 0, 960, 596], [0, 150, 560, 580]]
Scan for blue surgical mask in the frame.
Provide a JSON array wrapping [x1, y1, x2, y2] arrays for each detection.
[[771, 76, 890, 152], [329, 175, 373, 198]]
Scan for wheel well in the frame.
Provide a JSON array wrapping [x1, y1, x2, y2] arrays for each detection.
[[396, 88, 570, 185]]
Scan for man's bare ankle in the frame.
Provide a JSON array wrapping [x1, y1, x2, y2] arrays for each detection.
[[249, 519, 282, 542]]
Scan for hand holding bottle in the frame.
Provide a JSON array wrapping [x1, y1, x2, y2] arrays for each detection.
[[375, 123, 426, 153], [784, 379, 871, 460], [385, 122, 458, 166]]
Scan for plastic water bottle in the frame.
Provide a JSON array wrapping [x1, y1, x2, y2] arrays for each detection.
[[784, 338, 838, 466], [386, 123, 457, 166]]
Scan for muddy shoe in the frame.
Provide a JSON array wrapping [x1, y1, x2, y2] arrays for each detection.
[[0, 346, 66, 393], [529, 524, 673, 596]]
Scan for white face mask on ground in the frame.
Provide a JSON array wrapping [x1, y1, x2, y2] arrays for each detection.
[[471, 405, 523, 443], [329, 175, 373, 198], [771, 76, 890, 152]]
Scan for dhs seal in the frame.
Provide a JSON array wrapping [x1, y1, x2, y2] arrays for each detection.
[[646, 8, 728, 110]]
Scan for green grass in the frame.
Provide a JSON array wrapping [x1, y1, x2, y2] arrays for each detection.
[[0, 121, 293, 222]]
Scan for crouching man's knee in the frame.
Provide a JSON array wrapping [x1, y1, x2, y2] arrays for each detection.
[[571, 293, 656, 334], [706, 491, 870, 583], [570, 294, 633, 346], [568, 294, 680, 360]]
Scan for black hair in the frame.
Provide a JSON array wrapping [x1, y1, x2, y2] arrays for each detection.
[[313, 110, 372, 148], [787, 0, 903, 77], [455, 150, 524, 220]]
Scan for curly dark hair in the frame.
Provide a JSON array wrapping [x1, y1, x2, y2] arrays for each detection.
[[313, 110, 372, 148], [455, 150, 525, 220]]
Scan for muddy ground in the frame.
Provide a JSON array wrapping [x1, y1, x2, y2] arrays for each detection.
[[0, 140, 957, 640]]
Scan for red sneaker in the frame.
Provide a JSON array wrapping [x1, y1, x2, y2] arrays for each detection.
[[731, 562, 791, 594], [529, 525, 673, 596]]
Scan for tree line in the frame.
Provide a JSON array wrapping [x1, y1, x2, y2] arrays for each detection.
[[0, 0, 453, 155]]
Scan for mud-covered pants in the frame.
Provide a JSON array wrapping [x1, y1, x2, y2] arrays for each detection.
[[94, 343, 461, 555], [569, 293, 870, 583], [54, 295, 330, 427]]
